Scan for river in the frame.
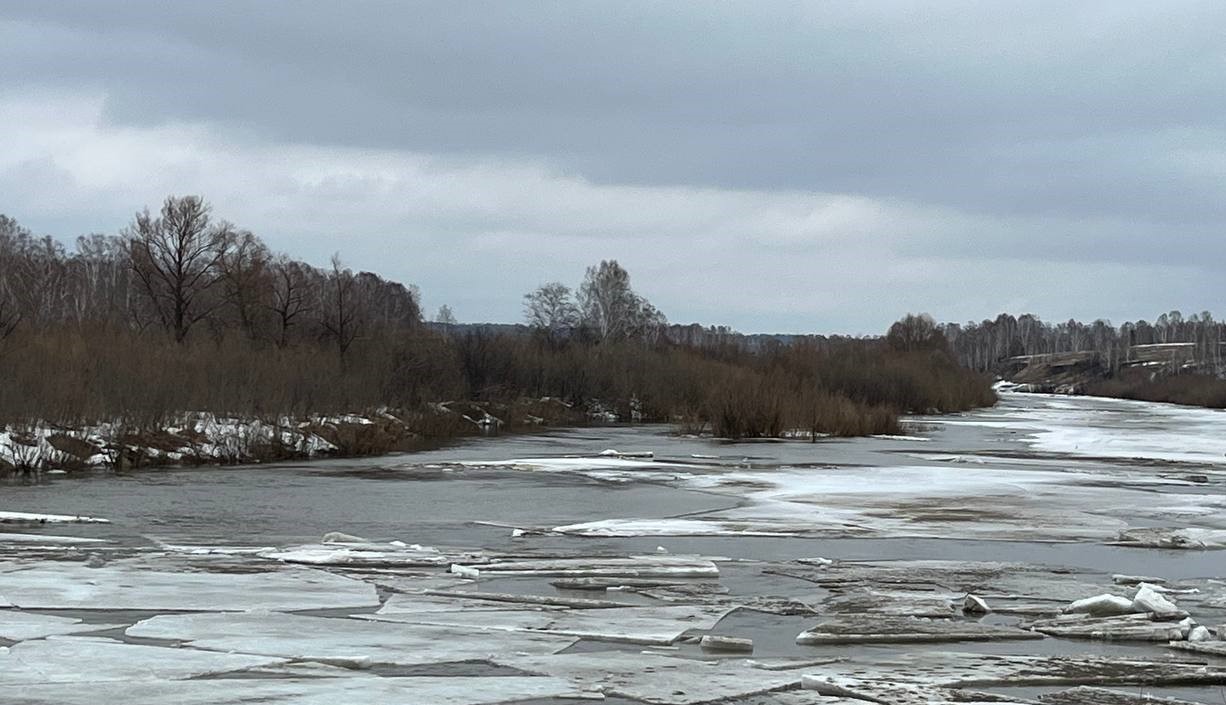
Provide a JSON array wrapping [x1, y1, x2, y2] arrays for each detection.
[[2, 392, 1225, 703]]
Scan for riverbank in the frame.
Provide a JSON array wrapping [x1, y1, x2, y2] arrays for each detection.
[[0, 397, 588, 475]]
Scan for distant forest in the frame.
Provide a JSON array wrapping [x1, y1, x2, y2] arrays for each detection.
[[0, 196, 993, 449], [943, 313, 1226, 408], [943, 313, 1226, 373]]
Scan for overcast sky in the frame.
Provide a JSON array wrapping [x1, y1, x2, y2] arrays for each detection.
[[2, 2, 1223, 333]]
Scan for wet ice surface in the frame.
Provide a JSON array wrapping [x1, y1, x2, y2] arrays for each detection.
[[3, 393, 1226, 703]]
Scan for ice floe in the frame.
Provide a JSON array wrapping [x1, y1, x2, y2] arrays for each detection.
[[493, 652, 800, 704], [1025, 612, 1192, 641], [0, 611, 122, 641], [369, 604, 732, 645], [551, 517, 798, 537], [0, 511, 109, 524], [0, 532, 106, 545], [259, 543, 449, 567], [9, 677, 592, 705], [448, 555, 720, 578], [795, 615, 1042, 645], [0, 561, 379, 611], [126, 612, 577, 667], [0, 636, 285, 685]]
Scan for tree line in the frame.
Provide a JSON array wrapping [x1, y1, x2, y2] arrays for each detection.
[[0, 197, 420, 355], [0, 196, 995, 450], [941, 311, 1226, 374]]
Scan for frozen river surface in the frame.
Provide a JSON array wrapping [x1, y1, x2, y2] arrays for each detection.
[[3, 392, 1226, 704]]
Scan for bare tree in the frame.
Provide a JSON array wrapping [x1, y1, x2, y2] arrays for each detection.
[[523, 282, 579, 333], [0, 268, 20, 344], [125, 196, 234, 342], [576, 261, 665, 342], [267, 256, 314, 348], [220, 230, 272, 339], [70, 234, 133, 325], [319, 254, 362, 359]]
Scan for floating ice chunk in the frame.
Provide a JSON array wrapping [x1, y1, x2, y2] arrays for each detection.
[[153, 543, 274, 556], [0, 636, 284, 685], [127, 612, 576, 666], [1189, 625, 1213, 641], [10, 677, 592, 705], [1115, 527, 1226, 549], [417, 589, 634, 610], [259, 544, 448, 567], [1132, 585, 1183, 618], [369, 604, 733, 645], [0, 532, 106, 545], [1135, 581, 1197, 595], [796, 616, 1042, 645], [0, 612, 122, 641], [1, 563, 379, 611], [321, 531, 369, 543], [824, 589, 957, 618], [1062, 594, 1136, 617], [963, 594, 991, 615], [553, 518, 797, 537], [448, 555, 720, 578], [1112, 574, 1166, 586], [0, 511, 109, 524], [700, 635, 754, 652], [377, 593, 567, 614], [1026, 613, 1190, 642]]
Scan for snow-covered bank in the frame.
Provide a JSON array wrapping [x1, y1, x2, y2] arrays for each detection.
[[1, 398, 589, 474], [0, 415, 338, 473]]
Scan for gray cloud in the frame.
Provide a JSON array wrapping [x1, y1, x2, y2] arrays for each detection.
[[1, 1, 1224, 332]]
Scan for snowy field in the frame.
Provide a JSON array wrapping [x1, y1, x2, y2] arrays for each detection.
[[3, 392, 1226, 704]]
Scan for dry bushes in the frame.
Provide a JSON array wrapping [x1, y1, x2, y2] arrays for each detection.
[[1088, 374, 1226, 409], [0, 318, 996, 449]]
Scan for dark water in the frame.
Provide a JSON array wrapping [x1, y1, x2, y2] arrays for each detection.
[[3, 398, 1224, 580]]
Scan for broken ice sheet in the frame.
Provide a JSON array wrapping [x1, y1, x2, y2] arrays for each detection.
[[0, 561, 379, 611], [449, 555, 720, 578], [126, 612, 578, 667], [1024, 613, 1191, 642], [802, 650, 1226, 692], [375, 592, 570, 613], [0, 511, 109, 524], [794, 615, 1042, 645], [258, 543, 450, 567], [493, 651, 799, 704], [368, 603, 733, 645], [1038, 686, 1209, 705], [10, 676, 592, 705], [0, 610, 122, 641], [0, 636, 285, 685], [0, 532, 107, 545], [551, 518, 804, 537]]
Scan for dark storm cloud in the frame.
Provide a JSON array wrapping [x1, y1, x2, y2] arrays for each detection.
[[1, 1, 1224, 330]]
